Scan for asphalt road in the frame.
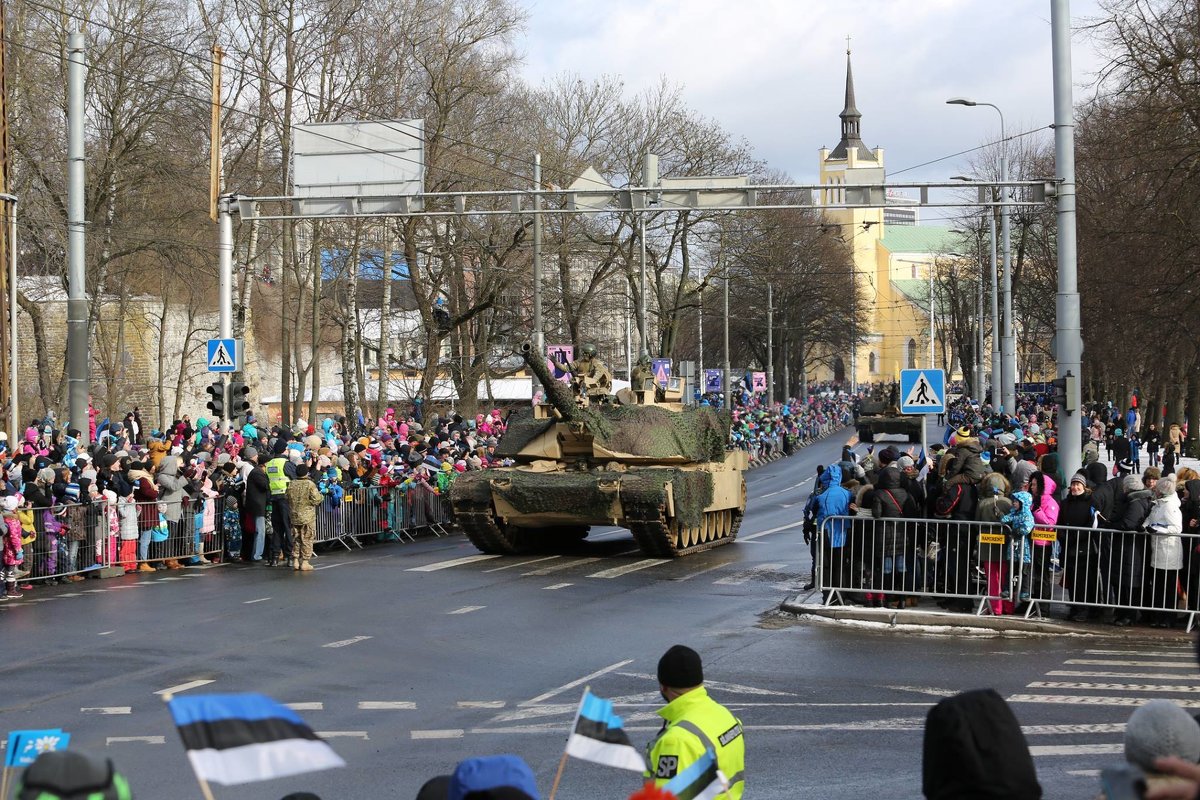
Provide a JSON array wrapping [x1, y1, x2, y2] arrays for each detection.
[[2, 430, 1195, 800]]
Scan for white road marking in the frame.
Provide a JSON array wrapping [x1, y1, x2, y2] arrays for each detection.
[[1068, 770, 1102, 777], [313, 559, 369, 571], [82, 589, 109, 594], [1010, 694, 1200, 709], [713, 562, 789, 585], [739, 521, 803, 542], [243, 597, 271, 604], [755, 476, 814, 500], [672, 561, 741, 582], [524, 558, 602, 576], [154, 679, 214, 696], [587, 560, 669, 579], [98, 630, 115, 636], [285, 702, 324, 711], [315, 731, 369, 739], [157, 577, 186, 582], [1028, 681, 1200, 694], [882, 685, 956, 697], [449, 605, 485, 614], [1022, 723, 1126, 735], [412, 729, 465, 740], [1084, 648, 1192, 657], [458, 701, 506, 709], [407, 554, 501, 572], [106, 736, 165, 745], [358, 701, 417, 710], [616, 672, 798, 697], [483, 556, 560, 573], [1065, 659, 1195, 668], [1030, 744, 1123, 757], [323, 635, 373, 648], [1048, 670, 1200, 681], [542, 583, 573, 590], [523, 659, 636, 705], [82, 707, 131, 715]]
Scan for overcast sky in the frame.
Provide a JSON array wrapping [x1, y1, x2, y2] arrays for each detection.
[[515, 0, 1110, 224]]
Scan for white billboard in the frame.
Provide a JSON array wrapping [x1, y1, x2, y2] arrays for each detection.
[[292, 119, 425, 216]]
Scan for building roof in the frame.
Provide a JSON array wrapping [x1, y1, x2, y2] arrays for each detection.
[[880, 225, 957, 254], [828, 50, 876, 162]]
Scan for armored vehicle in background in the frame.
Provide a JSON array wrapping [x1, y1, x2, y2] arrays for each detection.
[[855, 383, 922, 442], [449, 345, 747, 557]]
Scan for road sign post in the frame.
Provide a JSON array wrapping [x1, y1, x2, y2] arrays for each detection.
[[900, 369, 946, 469]]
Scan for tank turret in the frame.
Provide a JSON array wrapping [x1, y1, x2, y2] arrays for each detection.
[[450, 344, 748, 558]]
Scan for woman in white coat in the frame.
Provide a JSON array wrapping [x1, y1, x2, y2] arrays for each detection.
[[1144, 474, 1184, 627]]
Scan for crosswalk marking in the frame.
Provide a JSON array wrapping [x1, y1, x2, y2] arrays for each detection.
[[1010, 694, 1200, 709], [1084, 649, 1193, 658], [524, 558, 601, 576], [358, 701, 416, 710], [1064, 659, 1195, 668], [483, 556, 559, 573], [1021, 723, 1126, 735], [1029, 743, 1123, 757], [82, 707, 131, 715], [285, 702, 324, 711], [449, 605, 485, 614], [1028, 681, 1200, 694], [587, 560, 669, 579], [407, 555, 502, 572], [542, 583, 573, 590], [412, 729, 465, 739], [1048, 670, 1200, 681]]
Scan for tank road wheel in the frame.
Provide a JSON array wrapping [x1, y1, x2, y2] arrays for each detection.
[[629, 507, 744, 558], [454, 501, 525, 555]]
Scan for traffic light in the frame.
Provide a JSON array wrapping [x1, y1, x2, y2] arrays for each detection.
[[229, 381, 250, 423], [1049, 371, 1079, 414], [205, 381, 225, 418]]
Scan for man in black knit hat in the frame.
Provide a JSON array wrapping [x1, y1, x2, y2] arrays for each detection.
[[644, 644, 745, 799]]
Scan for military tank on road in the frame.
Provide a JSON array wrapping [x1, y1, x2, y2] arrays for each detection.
[[855, 383, 922, 442], [449, 344, 747, 557]]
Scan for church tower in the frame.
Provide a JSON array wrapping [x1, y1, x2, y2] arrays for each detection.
[[818, 44, 885, 387]]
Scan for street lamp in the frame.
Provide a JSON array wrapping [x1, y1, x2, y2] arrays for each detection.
[[0, 193, 16, 440], [947, 96, 1015, 412]]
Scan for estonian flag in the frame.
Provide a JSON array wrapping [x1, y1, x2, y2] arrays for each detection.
[[663, 748, 728, 800], [565, 689, 645, 772], [167, 693, 346, 786]]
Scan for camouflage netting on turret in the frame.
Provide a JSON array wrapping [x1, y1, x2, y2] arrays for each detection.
[[592, 406, 729, 462], [493, 409, 557, 458], [489, 470, 619, 521]]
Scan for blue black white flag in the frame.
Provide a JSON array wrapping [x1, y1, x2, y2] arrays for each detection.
[[167, 693, 345, 786], [564, 689, 645, 772], [663, 748, 727, 800]]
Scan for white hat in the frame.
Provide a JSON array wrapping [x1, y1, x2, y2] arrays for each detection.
[[2, 495, 18, 512], [1126, 700, 1200, 771]]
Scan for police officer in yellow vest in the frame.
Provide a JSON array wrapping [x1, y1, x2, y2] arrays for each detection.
[[263, 451, 295, 567], [646, 645, 745, 799]]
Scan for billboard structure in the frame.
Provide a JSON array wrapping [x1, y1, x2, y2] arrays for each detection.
[[292, 120, 425, 217]]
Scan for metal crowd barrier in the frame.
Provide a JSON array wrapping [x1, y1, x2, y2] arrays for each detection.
[[817, 514, 1200, 628], [817, 515, 1018, 614]]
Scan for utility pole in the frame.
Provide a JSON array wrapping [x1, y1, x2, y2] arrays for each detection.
[[67, 32, 88, 442], [218, 196, 234, 427], [697, 285, 704, 386], [532, 153, 544, 359], [766, 282, 774, 406], [989, 204, 1001, 408], [640, 154, 658, 355], [0, 0, 10, 424], [1052, 0, 1083, 478], [1001, 150, 1016, 412]]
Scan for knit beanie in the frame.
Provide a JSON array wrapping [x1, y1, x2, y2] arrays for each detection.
[[657, 644, 703, 688], [1125, 700, 1200, 772]]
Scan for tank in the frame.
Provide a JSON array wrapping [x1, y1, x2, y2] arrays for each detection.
[[855, 383, 922, 442], [449, 345, 747, 558]]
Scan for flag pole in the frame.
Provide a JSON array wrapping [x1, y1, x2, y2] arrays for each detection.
[[162, 692, 218, 800], [548, 685, 590, 800]]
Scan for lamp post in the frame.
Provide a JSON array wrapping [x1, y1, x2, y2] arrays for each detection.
[[947, 96, 1014, 412], [0, 193, 15, 440]]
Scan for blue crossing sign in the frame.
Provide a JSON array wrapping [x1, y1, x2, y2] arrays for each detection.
[[899, 369, 945, 415], [206, 338, 239, 373]]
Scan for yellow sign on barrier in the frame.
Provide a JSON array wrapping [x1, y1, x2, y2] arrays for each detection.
[[979, 533, 1006, 545], [1032, 529, 1057, 543]]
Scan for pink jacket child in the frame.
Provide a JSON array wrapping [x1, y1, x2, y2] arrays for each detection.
[[1030, 473, 1060, 554], [2, 495, 25, 599]]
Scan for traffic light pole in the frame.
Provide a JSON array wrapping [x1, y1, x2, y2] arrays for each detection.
[[1052, 0, 1083, 479], [218, 195, 234, 430]]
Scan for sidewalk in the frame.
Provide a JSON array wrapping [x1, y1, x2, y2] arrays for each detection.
[[780, 591, 1191, 638]]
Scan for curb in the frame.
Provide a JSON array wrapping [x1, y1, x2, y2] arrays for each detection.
[[779, 593, 1185, 637]]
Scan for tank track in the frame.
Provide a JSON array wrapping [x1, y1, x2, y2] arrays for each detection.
[[452, 497, 522, 554], [625, 501, 744, 558]]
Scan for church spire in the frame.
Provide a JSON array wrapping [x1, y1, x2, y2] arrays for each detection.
[[829, 41, 875, 162]]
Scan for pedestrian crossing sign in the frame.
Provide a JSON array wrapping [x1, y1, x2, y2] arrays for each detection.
[[206, 338, 239, 373], [899, 368, 945, 414]]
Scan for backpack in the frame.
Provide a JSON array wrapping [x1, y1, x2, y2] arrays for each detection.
[[934, 484, 965, 519]]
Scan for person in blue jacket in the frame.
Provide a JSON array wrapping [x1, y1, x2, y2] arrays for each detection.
[[805, 464, 855, 602]]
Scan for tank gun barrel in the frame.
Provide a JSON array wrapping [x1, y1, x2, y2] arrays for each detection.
[[520, 343, 581, 420]]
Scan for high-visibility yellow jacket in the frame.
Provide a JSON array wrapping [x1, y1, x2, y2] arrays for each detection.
[[645, 687, 744, 800], [265, 458, 290, 496]]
